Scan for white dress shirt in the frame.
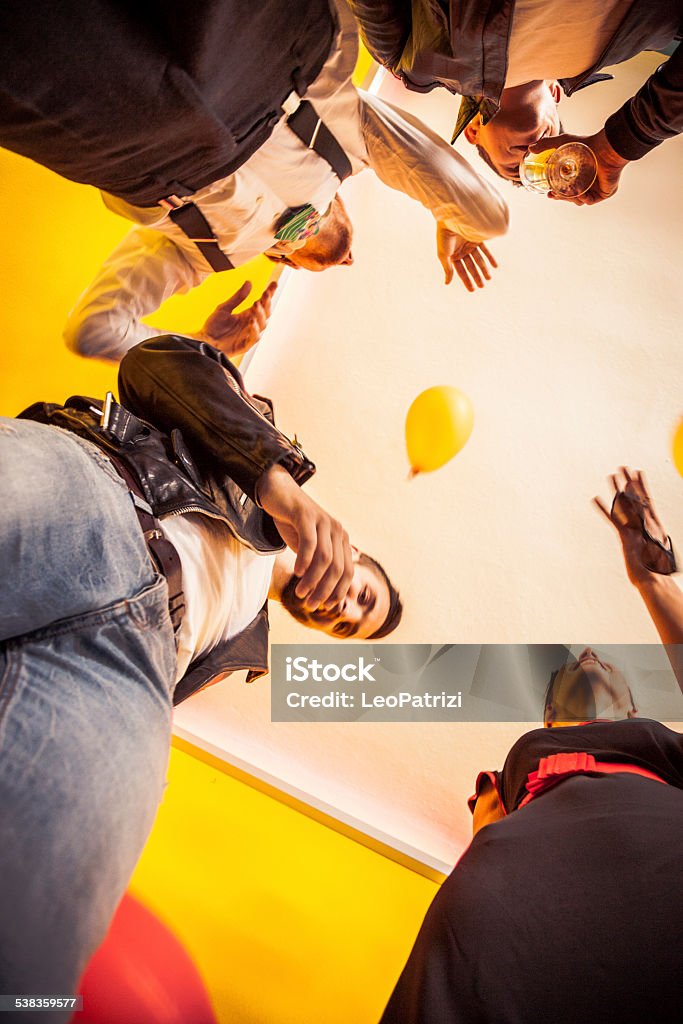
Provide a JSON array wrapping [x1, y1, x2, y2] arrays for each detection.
[[505, 0, 634, 87], [64, 0, 508, 361]]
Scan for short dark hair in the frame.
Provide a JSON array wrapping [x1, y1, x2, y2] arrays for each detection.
[[302, 220, 353, 268], [544, 669, 561, 717], [279, 575, 308, 626], [475, 144, 522, 185], [362, 554, 403, 639], [279, 553, 403, 639]]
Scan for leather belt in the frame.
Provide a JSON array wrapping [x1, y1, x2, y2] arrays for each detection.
[[105, 451, 186, 640]]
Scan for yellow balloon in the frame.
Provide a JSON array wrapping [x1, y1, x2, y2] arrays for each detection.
[[673, 418, 683, 478], [405, 385, 474, 476]]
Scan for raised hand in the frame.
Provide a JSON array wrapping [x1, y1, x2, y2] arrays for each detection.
[[529, 128, 629, 206], [194, 280, 277, 357], [594, 466, 676, 585], [436, 224, 498, 292], [256, 463, 353, 610]]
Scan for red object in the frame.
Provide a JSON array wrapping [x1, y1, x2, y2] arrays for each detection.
[[73, 894, 218, 1024], [467, 770, 507, 816], [519, 751, 668, 808]]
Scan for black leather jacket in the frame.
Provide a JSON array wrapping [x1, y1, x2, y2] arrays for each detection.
[[350, 0, 683, 159], [20, 336, 315, 704]]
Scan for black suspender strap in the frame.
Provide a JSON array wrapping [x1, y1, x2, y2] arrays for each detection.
[[167, 100, 350, 266], [169, 202, 234, 272], [286, 100, 352, 182]]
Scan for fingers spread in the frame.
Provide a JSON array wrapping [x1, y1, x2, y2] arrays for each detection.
[[324, 533, 354, 608], [292, 512, 318, 584], [262, 280, 278, 306], [252, 304, 268, 332], [295, 523, 333, 601], [222, 280, 253, 312], [454, 260, 475, 292], [479, 243, 497, 269], [439, 254, 453, 285], [255, 282, 277, 324], [463, 255, 484, 289], [636, 470, 654, 505], [593, 496, 613, 523], [470, 248, 491, 281], [307, 529, 352, 609]]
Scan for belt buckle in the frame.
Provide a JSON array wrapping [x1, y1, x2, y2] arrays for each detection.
[[99, 390, 114, 431]]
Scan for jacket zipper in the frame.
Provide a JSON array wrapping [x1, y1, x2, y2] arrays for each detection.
[[161, 504, 278, 554]]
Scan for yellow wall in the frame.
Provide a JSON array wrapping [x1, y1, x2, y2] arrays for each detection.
[[0, 148, 273, 416], [0, 42, 374, 417], [129, 744, 438, 1024]]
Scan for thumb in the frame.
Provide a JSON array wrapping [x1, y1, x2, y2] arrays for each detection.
[[221, 280, 253, 313], [593, 496, 615, 526], [438, 253, 453, 285], [528, 134, 571, 155]]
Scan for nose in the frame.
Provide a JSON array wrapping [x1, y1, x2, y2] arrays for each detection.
[[342, 250, 353, 266], [319, 599, 344, 620]]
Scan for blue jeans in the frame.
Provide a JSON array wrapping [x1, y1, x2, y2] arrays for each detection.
[[0, 418, 177, 1021]]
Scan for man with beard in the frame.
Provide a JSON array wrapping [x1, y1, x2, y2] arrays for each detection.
[[0, 307, 401, 1017]]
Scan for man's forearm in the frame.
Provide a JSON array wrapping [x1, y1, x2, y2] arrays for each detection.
[[118, 336, 315, 501], [636, 573, 683, 693], [360, 91, 509, 242], [63, 228, 206, 362], [604, 45, 683, 161], [636, 573, 683, 643]]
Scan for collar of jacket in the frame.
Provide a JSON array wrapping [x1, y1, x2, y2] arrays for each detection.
[[172, 604, 270, 705], [395, 1, 515, 103], [387, 0, 673, 142], [450, 72, 613, 143], [19, 394, 287, 555]]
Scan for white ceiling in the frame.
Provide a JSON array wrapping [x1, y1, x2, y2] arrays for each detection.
[[175, 52, 683, 870]]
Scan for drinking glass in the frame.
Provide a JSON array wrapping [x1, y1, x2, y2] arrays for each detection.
[[519, 143, 598, 198]]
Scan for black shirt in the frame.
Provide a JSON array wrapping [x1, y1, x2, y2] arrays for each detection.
[[380, 719, 683, 1024]]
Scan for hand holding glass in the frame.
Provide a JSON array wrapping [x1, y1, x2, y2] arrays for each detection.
[[519, 143, 598, 199]]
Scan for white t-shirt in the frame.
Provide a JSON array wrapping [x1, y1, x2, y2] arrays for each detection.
[[505, 0, 634, 87], [162, 512, 276, 683]]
